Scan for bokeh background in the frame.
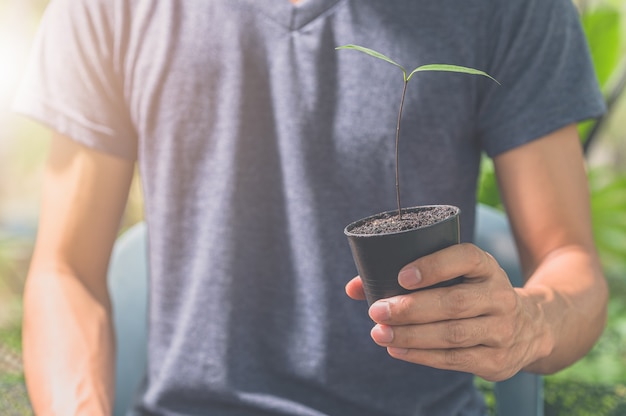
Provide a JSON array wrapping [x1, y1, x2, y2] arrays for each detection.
[[0, 0, 625, 414]]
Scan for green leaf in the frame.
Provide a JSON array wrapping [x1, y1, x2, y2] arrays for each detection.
[[589, 168, 626, 282], [477, 155, 503, 210], [408, 64, 500, 84], [582, 7, 622, 90], [335, 44, 407, 78]]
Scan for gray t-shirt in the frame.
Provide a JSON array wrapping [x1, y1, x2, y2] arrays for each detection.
[[15, 0, 604, 415]]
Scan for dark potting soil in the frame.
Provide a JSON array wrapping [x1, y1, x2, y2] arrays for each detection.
[[348, 206, 458, 235]]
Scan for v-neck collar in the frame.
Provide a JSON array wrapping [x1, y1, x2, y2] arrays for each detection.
[[247, 0, 344, 31]]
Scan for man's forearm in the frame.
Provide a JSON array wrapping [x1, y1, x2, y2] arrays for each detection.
[[23, 269, 115, 415], [21, 133, 135, 415], [520, 245, 608, 374]]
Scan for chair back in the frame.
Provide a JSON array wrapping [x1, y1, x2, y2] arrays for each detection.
[[475, 204, 544, 416], [108, 223, 148, 416]]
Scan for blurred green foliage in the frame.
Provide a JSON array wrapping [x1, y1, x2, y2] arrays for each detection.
[[543, 379, 626, 416], [478, 377, 626, 415], [0, 322, 21, 353], [590, 169, 626, 280], [583, 6, 622, 89]]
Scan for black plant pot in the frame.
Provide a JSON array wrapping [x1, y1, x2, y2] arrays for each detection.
[[344, 205, 461, 306]]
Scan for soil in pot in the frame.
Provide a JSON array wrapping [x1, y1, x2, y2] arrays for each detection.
[[348, 205, 459, 235]]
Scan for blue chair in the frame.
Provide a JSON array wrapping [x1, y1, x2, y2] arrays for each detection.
[[107, 222, 148, 416], [108, 205, 543, 415], [475, 204, 544, 416]]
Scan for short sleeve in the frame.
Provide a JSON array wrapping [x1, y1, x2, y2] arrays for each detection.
[[478, 0, 606, 157], [13, 0, 137, 160]]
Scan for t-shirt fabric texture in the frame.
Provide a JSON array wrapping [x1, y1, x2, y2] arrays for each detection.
[[15, 0, 605, 415]]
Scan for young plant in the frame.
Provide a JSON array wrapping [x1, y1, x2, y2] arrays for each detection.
[[336, 44, 499, 220]]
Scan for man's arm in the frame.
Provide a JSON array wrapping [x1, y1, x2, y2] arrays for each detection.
[[347, 124, 608, 380], [23, 133, 135, 415], [495, 123, 608, 373]]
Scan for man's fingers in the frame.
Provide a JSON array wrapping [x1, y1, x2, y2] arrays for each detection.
[[370, 316, 514, 350], [345, 276, 366, 300], [385, 345, 519, 382], [398, 243, 497, 290], [369, 283, 500, 325]]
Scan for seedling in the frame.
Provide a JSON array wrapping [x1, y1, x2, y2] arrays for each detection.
[[336, 44, 499, 220]]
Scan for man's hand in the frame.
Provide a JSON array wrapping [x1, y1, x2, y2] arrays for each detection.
[[346, 124, 608, 380], [346, 243, 549, 381]]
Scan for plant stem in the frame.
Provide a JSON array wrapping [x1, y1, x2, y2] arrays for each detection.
[[395, 79, 408, 220]]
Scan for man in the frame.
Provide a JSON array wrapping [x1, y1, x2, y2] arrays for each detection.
[[16, 0, 608, 415]]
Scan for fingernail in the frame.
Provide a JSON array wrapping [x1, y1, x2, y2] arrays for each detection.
[[371, 325, 394, 343], [388, 347, 409, 355], [398, 267, 422, 288], [369, 301, 391, 322]]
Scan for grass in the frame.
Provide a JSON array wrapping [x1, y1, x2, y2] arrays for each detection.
[[0, 326, 31, 415], [0, 381, 31, 416]]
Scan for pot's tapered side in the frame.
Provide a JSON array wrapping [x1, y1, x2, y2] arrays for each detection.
[[345, 205, 461, 306]]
